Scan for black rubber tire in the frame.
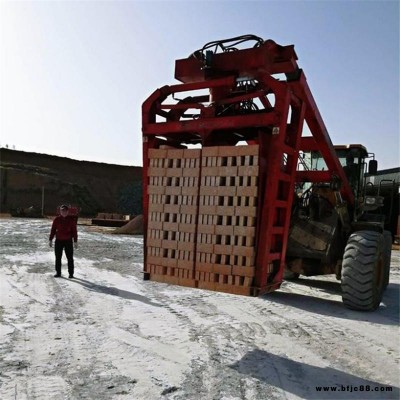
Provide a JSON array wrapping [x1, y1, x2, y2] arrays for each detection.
[[383, 230, 392, 289], [341, 230, 385, 311]]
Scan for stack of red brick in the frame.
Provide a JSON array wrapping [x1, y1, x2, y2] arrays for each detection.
[[145, 145, 259, 295]]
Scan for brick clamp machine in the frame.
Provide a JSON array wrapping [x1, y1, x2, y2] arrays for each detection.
[[141, 35, 391, 310]]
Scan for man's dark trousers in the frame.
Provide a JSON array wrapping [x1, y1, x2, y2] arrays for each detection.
[[55, 239, 74, 276]]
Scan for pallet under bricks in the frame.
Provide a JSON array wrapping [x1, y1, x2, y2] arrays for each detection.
[[145, 145, 259, 295]]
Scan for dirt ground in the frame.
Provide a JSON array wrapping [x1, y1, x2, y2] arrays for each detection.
[[0, 218, 399, 399]]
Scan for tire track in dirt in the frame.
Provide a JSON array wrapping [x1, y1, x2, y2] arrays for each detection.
[[207, 284, 399, 397], [147, 282, 399, 399], [264, 282, 399, 387], [145, 289, 285, 400], [51, 274, 140, 399]]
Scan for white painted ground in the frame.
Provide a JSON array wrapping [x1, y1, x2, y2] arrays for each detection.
[[0, 219, 399, 399]]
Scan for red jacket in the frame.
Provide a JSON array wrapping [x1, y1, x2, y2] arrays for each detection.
[[49, 216, 78, 242]]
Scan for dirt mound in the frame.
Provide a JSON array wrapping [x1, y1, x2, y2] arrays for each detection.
[[0, 148, 142, 216], [113, 214, 143, 235]]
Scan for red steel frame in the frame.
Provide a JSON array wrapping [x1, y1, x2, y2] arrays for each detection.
[[142, 38, 354, 295]]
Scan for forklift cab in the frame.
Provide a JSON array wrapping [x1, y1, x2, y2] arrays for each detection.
[[307, 145, 384, 221], [309, 145, 370, 194]]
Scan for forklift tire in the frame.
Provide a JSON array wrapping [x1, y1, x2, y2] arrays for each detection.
[[341, 230, 385, 311], [383, 230, 392, 290]]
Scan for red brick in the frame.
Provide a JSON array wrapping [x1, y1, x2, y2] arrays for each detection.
[[216, 206, 235, 216], [234, 226, 256, 236], [215, 284, 253, 296], [182, 168, 200, 177], [180, 205, 197, 215], [148, 167, 166, 177], [197, 224, 215, 234], [147, 237, 162, 248], [230, 145, 259, 156], [212, 265, 232, 275], [214, 244, 232, 255], [162, 240, 178, 250], [164, 204, 180, 214], [218, 166, 238, 176], [148, 213, 164, 225], [202, 147, 219, 157], [162, 221, 178, 232], [202, 166, 220, 176], [198, 281, 216, 291], [178, 223, 197, 234], [178, 241, 195, 252], [236, 186, 258, 197], [167, 149, 184, 159], [200, 186, 218, 195], [234, 206, 257, 217], [217, 186, 236, 196], [199, 205, 217, 215], [147, 185, 165, 195], [161, 257, 178, 268], [183, 149, 201, 159], [146, 255, 163, 265], [238, 165, 259, 177], [215, 225, 234, 236], [148, 148, 168, 159], [165, 186, 182, 195], [165, 168, 182, 177], [178, 278, 197, 288], [197, 243, 214, 253], [231, 246, 255, 257], [196, 262, 213, 273], [181, 186, 198, 196], [162, 275, 181, 285], [177, 259, 194, 270], [148, 203, 164, 213], [216, 146, 241, 157]]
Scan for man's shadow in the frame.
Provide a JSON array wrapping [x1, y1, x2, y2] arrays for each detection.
[[68, 277, 163, 308], [230, 349, 399, 399]]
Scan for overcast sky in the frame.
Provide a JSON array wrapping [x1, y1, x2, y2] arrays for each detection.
[[1, 1, 399, 169]]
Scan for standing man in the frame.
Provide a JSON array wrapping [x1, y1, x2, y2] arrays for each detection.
[[49, 204, 78, 278]]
